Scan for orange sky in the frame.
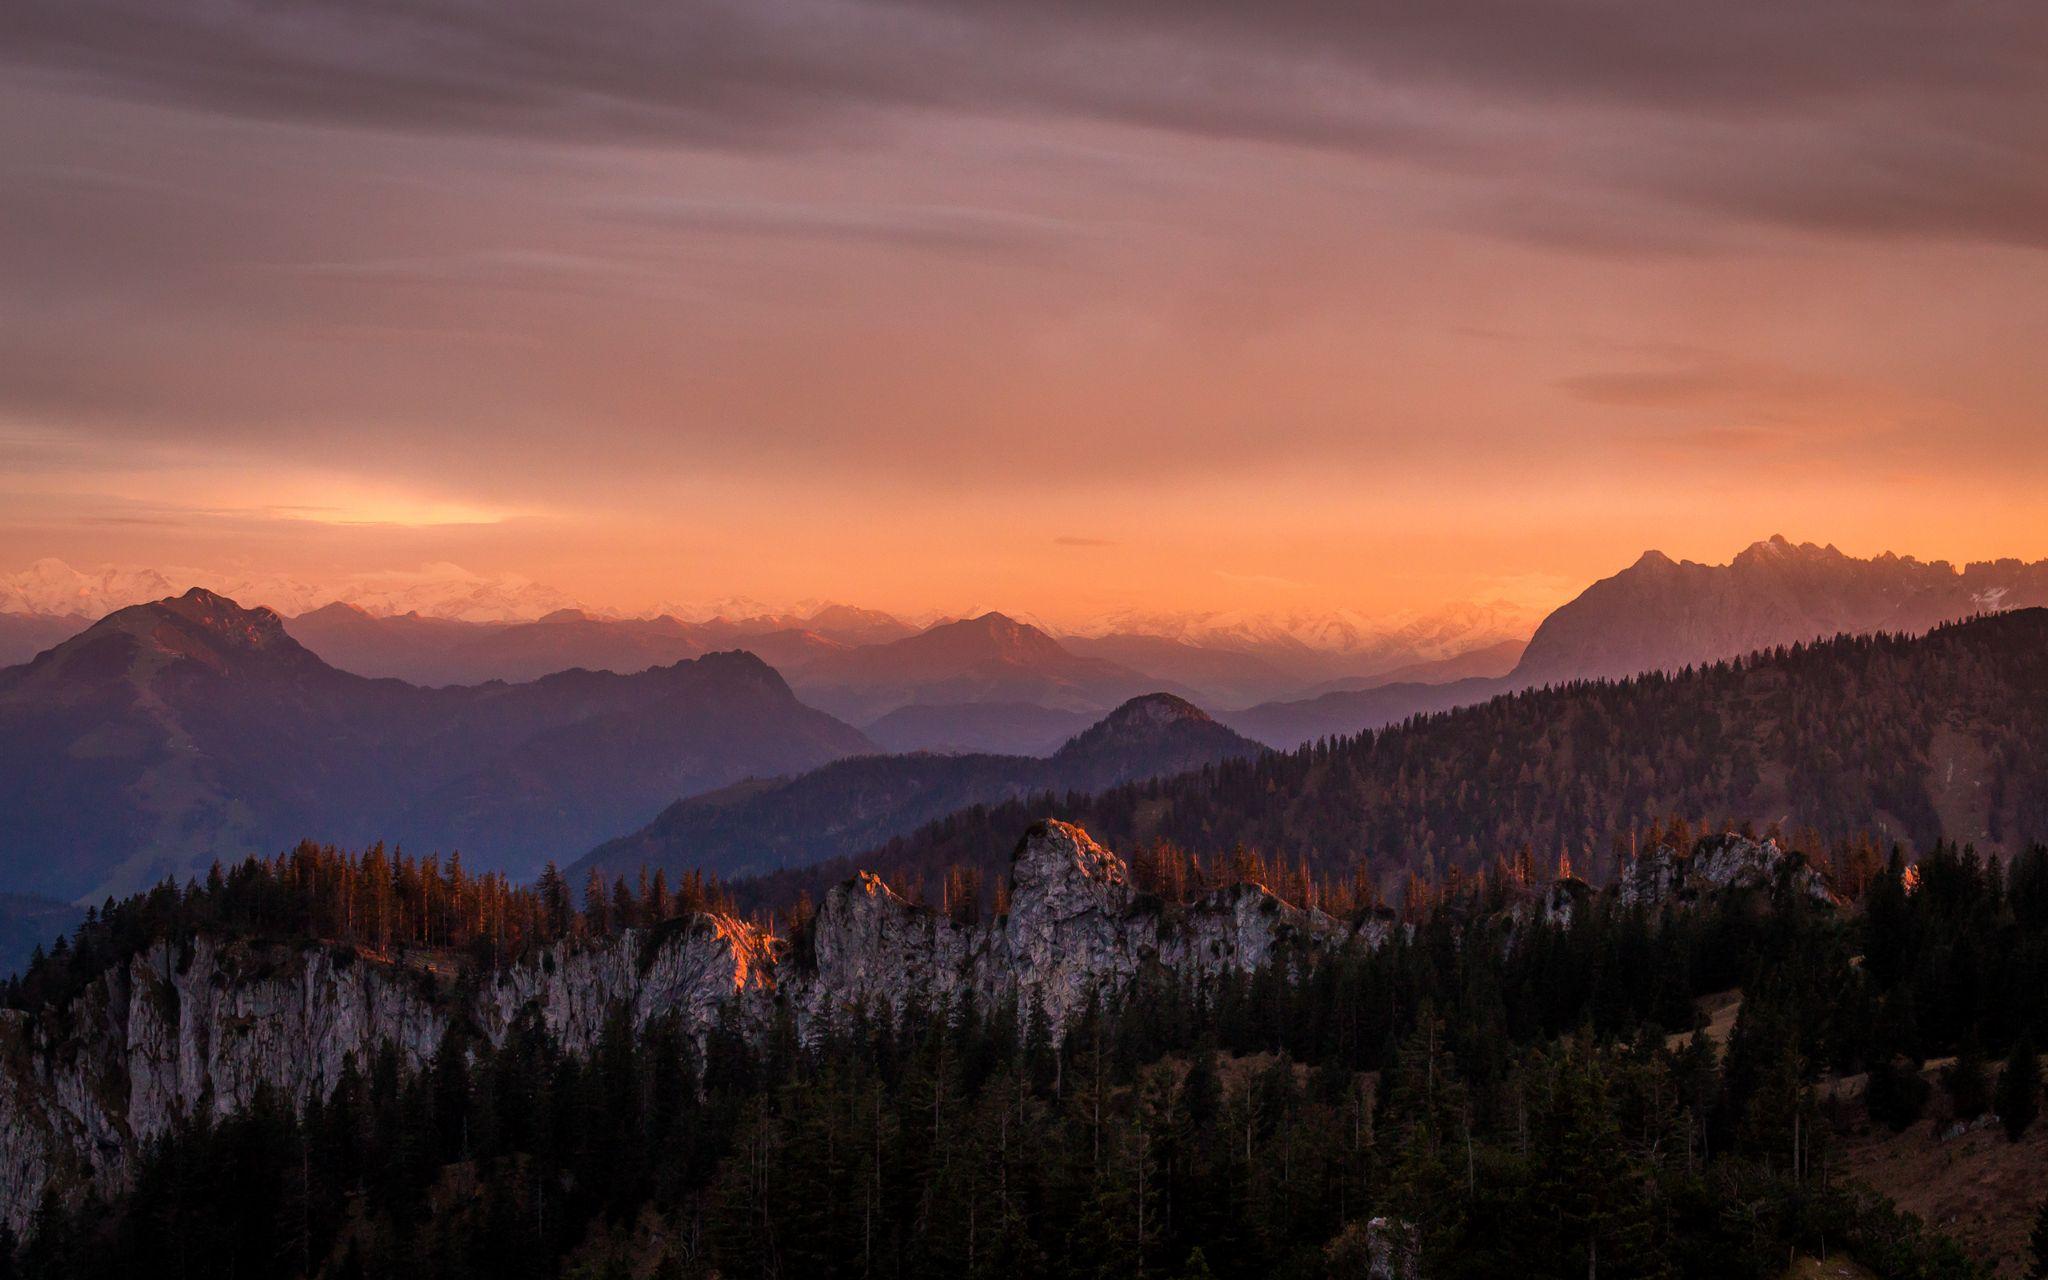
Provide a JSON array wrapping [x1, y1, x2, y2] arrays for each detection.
[[3, 1, 2045, 624]]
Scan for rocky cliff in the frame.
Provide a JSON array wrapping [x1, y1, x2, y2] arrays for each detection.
[[0, 820, 1832, 1236], [0, 821, 1358, 1234]]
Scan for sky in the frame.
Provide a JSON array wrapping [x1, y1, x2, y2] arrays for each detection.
[[2, 0, 2045, 624]]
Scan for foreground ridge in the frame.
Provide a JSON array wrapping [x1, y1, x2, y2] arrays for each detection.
[[0, 821, 1823, 1234], [0, 821, 1361, 1231]]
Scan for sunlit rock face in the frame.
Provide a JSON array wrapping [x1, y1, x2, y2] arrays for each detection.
[[793, 820, 1356, 1039], [0, 819, 1370, 1234], [1616, 834, 1838, 911]]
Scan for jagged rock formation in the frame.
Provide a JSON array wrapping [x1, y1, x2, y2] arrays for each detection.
[[1512, 537, 2048, 687], [0, 821, 1355, 1235], [1491, 834, 1835, 934], [1616, 834, 1838, 911]]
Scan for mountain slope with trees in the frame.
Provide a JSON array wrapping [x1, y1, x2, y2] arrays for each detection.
[[573, 693, 1266, 882], [0, 590, 873, 898], [4, 821, 2041, 1277], [736, 609, 2048, 913]]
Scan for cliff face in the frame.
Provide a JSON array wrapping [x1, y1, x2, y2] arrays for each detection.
[[0, 821, 1358, 1234], [1615, 834, 1838, 911]]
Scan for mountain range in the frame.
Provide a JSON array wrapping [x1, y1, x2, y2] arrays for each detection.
[[731, 608, 2048, 914], [0, 557, 584, 623], [0, 590, 873, 900], [6, 536, 2047, 907], [1512, 535, 2048, 684], [1221, 537, 2048, 746], [573, 692, 1266, 884]]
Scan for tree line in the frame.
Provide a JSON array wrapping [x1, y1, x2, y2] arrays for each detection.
[[730, 611, 2048, 914], [10, 835, 2048, 1277]]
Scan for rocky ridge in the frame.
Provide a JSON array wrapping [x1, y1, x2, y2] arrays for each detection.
[[0, 823, 1829, 1235], [0, 822, 1354, 1233]]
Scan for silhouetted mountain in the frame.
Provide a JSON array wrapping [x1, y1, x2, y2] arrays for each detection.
[[287, 604, 870, 688], [283, 602, 493, 683], [398, 609, 710, 685], [1308, 637, 1527, 694], [862, 701, 1098, 755], [1512, 536, 2048, 686], [1058, 632, 1301, 706], [733, 610, 2048, 912], [1222, 539, 2048, 746], [0, 612, 85, 668], [1085, 599, 1540, 683], [1220, 675, 1507, 749], [791, 612, 1167, 721], [1049, 692, 1268, 789], [0, 893, 84, 979], [573, 692, 1266, 882], [0, 590, 873, 899], [1228, 641, 1530, 744]]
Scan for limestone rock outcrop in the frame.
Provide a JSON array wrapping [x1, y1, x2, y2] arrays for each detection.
[[0, 821, 1362, 1234], [1616, 834, 1838, 911]]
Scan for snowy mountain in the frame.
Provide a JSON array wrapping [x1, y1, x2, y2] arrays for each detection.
[[1080, 598, 1543, 681], [0, 559, 581, 623]]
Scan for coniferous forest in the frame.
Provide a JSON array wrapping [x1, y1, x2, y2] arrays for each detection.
[[734, 613, 2048, 915], [8, 835, 2048, 1279]]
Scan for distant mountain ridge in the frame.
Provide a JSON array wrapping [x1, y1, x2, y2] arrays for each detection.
[[1512, 535, 2048, 685], [1224, 537, 2048, 746], [573, 693, 1266, 883], [733, 609, 2048, 913], [0, 557, 583, 623], [1076, 599, 1541, 683], [0, 590, 873, 899], [789, 611, 1175, 723]]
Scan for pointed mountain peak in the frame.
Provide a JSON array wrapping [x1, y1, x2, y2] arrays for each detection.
[[964, 610, 1027, 633], [155, 587, 291, 639], [1009, 820, 1130, 894], [1630, 548, 1677, 571], [1094, 691, 1213, 730], [1733, 534, 1845, 568], [36, 588, 332, 685], [1051, 692, 1266, 779]]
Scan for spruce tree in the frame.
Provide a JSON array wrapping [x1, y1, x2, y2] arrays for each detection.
[[1944, 1035, 1992, 1121], [1997, 1036, 2042, 1142], [2032, 1196, 2048, 1280]]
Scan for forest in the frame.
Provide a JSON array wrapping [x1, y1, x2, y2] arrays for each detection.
[[731, 612, 2048, 914], [7, 835, 2048, 1278]]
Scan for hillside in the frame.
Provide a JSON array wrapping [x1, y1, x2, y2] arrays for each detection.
[[736, 609, 2048, 910], [0, 590, 873, 898], [0, 612, 83, 668], [861, 700, 1098, 755], [1223, 539, 2048, 747], [1, 820, 2030, 1276], [574, 693, 1266, 882]]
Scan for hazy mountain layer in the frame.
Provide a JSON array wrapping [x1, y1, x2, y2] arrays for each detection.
[[733, 609, 2048, 911], [0, 591, 873, 899], [573, 693, 1266, 883], [1512, 536, 2048, 685]]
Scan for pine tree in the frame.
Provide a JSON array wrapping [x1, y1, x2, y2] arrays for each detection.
[[1944, 1035, 1992, 1122], [1997, 1036, 2042, 1142], [2032, 1196, 2048, 1280]]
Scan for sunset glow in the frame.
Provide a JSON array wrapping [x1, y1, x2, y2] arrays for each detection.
[[2, 2, 2043, 621]]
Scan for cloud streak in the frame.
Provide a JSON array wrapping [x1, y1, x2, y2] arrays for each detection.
[[3, 0, 2043, 247]]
